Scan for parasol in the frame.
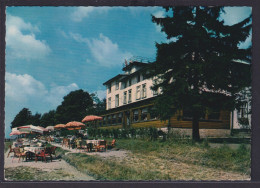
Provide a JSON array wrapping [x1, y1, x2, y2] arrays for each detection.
[[65, 121, 85, 130], [82, 115, 103, 122], [46, 126, 55, 131], [17, 125, 45, 134], [54, 124, 66, 129]]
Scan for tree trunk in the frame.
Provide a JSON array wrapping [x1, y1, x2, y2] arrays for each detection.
[[192, 115, 200, 142]]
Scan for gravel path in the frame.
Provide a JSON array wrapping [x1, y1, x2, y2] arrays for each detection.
[[51, 142, 130, 159], [4, 151, 95, 181]]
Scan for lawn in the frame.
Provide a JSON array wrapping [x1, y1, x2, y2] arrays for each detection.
[[5, 166, 74, 181], [64, 138, 251, 180]]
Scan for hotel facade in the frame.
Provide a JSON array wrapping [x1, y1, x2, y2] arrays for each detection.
[[87, 59, 251, 137]]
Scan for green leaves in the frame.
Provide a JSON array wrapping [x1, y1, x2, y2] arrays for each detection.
[[150, 7, 252, 140]]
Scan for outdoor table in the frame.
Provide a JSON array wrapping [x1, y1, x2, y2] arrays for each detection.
[[86, 140, 104, 146], [23, 146, 44, 161], [24, 146, 44, 153]]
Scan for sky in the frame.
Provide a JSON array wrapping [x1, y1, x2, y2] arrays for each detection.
[[5, 6, 252, 138]]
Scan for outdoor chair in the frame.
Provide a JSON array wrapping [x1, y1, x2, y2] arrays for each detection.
[[62, 138, 70, 148], [87, 143, 93, 152], [45, 146, 57, 158], [75, 139, 82, 151], [7, 145, 14, 158], [96, 141, 107, 152], [12, 147, 26, 163], [35, 148, 52, 163]]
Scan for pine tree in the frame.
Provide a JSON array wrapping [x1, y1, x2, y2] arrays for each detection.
[[149, 7, 251, 141]]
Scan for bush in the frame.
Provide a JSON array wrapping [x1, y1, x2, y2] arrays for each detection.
[[148, 127, 158, 141]]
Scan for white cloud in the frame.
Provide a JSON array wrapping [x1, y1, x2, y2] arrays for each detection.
[[71, 6, 163, 22], [238, 31, 252, 49], [5, 72, 47, 102], [5, 72, 79, 138], [96, 90, 106, 100], [6, 15, 51, 60], [71, 33, 132, 66], [152, 11, 166, 33], [71, 7, 111, 22], [46, 83, 79, 107], [221, 7, 252, 26], [6, 72, 79, 106], [153, 10, 165, 18]]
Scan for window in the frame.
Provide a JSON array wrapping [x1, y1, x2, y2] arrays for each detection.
[[128, 89, 132, 103], [183, 108, 206, 120], [149, 107, 158, 120], [137, 74, 141, 82], [107, 85, 111, 94], [143, 73, 147, 80], [133, 110, 139, 122], [136, 86, 141, 100], [115, 94, 119, 107], [108, 97, 111, 109], [142, 84, 147, 98], [208, 111, 220, 120], [112, 114, 117, 124], [103, 117, 107, 126], [141, 108, 148, 121], [107, 115, 112, 125], [238, 103, 249, 118], [128, 79, 132, 87], [118, 113, 123, 123], [153, 89, 158, 96], [122, 82, 126, 89], [116, 81, 119, 90], [123, 91, 127, 104]]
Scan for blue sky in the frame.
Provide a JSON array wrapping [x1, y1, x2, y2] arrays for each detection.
[[5, 6, 252, 137]]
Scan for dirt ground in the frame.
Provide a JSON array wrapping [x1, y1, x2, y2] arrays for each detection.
[[4, 151, 95, 181]]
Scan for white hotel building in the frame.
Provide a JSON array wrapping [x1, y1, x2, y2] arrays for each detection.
[[97, 59, 250, 135]]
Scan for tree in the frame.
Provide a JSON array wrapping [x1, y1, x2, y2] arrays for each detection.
[[55, 89, 94, 123], [28, 113, 41, 126], [11, 108, 32, 128], [40, 110, 56, 127], [91, 93, 106, 115], [149, 7, 251, 141]]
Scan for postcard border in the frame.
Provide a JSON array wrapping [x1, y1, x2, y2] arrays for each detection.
[[0, 0, 260, 187]]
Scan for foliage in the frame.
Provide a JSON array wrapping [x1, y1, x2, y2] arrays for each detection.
[[40, 110, 56, 127], [238, 117, 250, 129], [55, 89, 94, 124], [91, 93, 106, 115], [147, 7, 252, 141], [28, 113, 41, 126], [87, 127, 164, 141], [10, 90, 104, 130], [11, 108, 32, 128]]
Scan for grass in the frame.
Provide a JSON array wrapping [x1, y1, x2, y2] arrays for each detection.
[[63, 138, 250, 180], [4, 141, 13, 153], [116, 139, 250, 175], [5, 166, 74, 181]]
